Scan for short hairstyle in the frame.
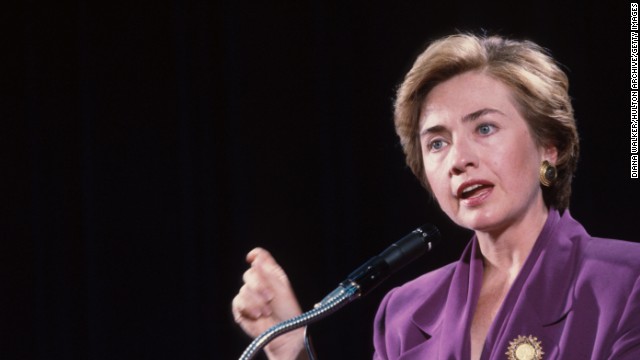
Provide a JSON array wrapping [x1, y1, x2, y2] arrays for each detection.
[[394, 33, 579, 210]]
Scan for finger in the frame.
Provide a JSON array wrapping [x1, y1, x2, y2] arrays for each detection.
[[248, 248, 285, 277], [246, 248, 292, 292], [251, 251, 290, 286], [242, 268, 275, 302], [232, 284, 273, 320], [231, 295, 246, 323], [240, 284, 274, 317], [246, 247, 270, 264]]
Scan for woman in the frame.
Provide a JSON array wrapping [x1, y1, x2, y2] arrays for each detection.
[[232, 34, 640, 359]]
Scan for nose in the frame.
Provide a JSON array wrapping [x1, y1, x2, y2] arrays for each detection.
[[449, 137, 478, 176]]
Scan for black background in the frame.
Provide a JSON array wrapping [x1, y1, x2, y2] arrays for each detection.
[[5, 1, 638, 359]]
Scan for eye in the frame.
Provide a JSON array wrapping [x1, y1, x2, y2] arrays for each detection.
[[477, 123, 496, 135], [427, 138, 447, 152]]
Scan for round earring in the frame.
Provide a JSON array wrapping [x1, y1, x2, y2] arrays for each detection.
[[539, 160, 557, 187]]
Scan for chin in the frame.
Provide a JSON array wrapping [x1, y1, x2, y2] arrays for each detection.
[[451, 209, 504, 233]]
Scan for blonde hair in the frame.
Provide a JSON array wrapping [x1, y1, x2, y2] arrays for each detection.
[[394, 33, 579, 210]]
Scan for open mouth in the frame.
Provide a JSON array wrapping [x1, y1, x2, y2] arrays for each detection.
[[459, 183, 493, 199]]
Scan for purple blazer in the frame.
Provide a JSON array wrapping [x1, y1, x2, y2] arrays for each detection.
[[373, 209, 640, 359]]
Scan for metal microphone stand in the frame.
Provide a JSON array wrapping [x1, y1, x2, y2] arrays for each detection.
[[238, 282, 360, 360]]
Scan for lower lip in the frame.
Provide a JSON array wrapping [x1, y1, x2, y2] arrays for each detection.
[[460, 187, 493, 207]]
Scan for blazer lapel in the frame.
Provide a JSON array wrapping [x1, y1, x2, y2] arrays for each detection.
[[398, 209, 582, 360], [404, 238, 484, 359], [484, 209, 579, 359]]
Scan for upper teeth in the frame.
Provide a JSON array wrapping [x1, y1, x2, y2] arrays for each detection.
[[462, 184, 482, 193]]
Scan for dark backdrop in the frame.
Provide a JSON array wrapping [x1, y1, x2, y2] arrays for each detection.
[[5, 1, 638, 359]]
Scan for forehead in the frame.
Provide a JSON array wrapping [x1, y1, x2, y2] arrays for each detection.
[[419, 71, 518, 127]]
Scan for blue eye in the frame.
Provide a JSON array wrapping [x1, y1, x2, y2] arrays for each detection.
[[428, 139, 446, 151], [478, 124, 494, 135]]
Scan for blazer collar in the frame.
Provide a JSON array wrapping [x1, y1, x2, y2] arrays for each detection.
[[482, 209, 582, 359], [407, 208, 582, 356], [408, 228, 482, 357], [513, 208, 579, 326]]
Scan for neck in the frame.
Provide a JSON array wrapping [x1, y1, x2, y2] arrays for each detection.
[[475, 202, 550, 279]]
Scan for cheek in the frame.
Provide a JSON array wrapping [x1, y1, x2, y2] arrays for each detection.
[[495, 139, 542, 186], [423, 161, 440, 187], [424, 164, 450, 201]]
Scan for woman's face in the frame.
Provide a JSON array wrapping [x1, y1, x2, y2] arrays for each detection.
[[418, 71, 557, 233]]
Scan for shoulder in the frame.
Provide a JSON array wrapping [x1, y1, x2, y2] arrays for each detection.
[[582, 236, 640, 268], [574, 236, 640, 291], [556, 210, 640, 280], [375, 261, 457, 325], [384, 262, 457, 305], [557, 213, 640, 312], [373, 262, 458, 357]]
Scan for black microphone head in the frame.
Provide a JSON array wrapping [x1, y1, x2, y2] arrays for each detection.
[[414, 223, 441, 252], [344, 224, 441, 297], [381, 224, 441, 272]]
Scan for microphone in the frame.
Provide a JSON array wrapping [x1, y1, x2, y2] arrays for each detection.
[[339, 223, 441, 297], [239, 224, 441, 360]]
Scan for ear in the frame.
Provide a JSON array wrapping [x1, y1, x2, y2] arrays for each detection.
[[542, 144, 558, 164]]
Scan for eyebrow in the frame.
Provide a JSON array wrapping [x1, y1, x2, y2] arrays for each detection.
[[419, 108, 505, 136]]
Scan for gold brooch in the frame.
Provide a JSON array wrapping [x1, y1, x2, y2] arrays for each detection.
[[505, 335, 544, 360]]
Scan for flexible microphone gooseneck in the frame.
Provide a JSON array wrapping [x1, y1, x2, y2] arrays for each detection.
[[238, 224, 441, 360]]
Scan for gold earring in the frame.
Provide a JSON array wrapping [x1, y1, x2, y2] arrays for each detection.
[[539, 160, 557, 187]]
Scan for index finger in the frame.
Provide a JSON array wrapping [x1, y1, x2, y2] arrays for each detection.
[[246, 247, 272, 264], [245, 247, 289, 284]]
